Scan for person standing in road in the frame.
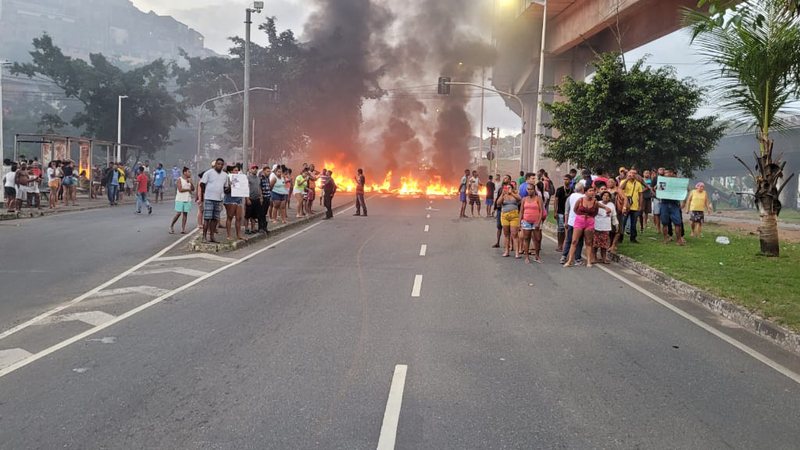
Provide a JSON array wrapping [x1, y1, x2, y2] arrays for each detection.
[[61, 160, 76, 207], [458, 169, 469, 218], [468, 170, 481, 217], [258, 165, 271, 232], [305, 164, 319, 215], [354, 168, 368, 216], [561, 183, 586, 265], [4, 163, 18, 213], [200, 158, 227, 243], [497, 181, 522, 258], [322, 169, 337, 219], [270, 166, 288, 225], [593, 191, 617, 264], [554, 174, 572, 252], [520, 184, 544, 264], [245, 165, 263, 234], [293, 167, 308, 219], [135, 166, 153, 215], [484, 175, 496, 218], [619, 169, 644, 244], [47, 161, 61, 209], [104, 163, 119, 206], [686, 182, 711, 238], [170, 167, 194, 234], [153, 163, 166, 204]]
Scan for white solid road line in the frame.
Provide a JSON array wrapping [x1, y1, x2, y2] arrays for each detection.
[[133, 267, 209, 277], [542, 233, 800, 386], [0, 204, 358, 379], [155, 253, 236, 263], [424, 225, 429, 232], [419, 245, 427, 256], [376, 364, 408, 450], [411, 275, 423, 298], [0, 229, 198, 342], [0, 349, 33, 371]]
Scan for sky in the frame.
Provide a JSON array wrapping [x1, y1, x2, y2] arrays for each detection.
[[131, 0, 713, 138]]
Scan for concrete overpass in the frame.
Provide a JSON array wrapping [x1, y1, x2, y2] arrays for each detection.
[[491, 0, 697, 172]]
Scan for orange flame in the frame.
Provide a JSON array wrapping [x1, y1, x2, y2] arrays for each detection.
[[318, 160, 464, 197]]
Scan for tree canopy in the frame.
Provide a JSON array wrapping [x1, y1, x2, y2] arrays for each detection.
[[542, 53, 725, 177], [11, 34, 187, 160]]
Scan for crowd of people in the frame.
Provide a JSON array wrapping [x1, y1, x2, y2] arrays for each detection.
[[457, 166, 714, 268], [190, 159, 358, 243]]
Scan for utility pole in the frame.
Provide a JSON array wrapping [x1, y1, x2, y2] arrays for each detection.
[[532, 0, 548, 173], [0, 60, 10, 159], [479, 67, 486, 159], [117, 95, 128, 162], [242, 1, 263, 167]]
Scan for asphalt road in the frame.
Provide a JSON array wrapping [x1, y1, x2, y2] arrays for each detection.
[[1, 195, 799, 449]]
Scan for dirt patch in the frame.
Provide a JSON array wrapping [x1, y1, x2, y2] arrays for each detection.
[[712, 221, 800, 243]]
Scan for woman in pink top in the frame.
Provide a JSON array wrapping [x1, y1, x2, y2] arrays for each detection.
[[519, 186, 544, 264], [564, 186, 611, 268]]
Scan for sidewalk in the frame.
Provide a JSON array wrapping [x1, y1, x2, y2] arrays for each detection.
[[1, 192, 176, 221]]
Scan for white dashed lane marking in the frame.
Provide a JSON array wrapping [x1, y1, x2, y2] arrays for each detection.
[[419, 245, 427, 256], [376, 364, 408, 450], [424, 225, 429, 232], [411, 275, 423, 298]]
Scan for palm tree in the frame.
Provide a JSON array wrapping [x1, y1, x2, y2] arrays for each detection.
[[686, 0, 800, 256]]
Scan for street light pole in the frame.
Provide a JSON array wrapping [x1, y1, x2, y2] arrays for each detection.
[[532, 0, 548, 173], [0, 60, 12, 159], [117, 95, 128, 163], [196, 86, 277, 174], [243, 2, 263, 167]]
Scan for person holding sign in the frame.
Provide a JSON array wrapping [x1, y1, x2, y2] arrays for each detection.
[[224, 165, 247, 241], [685, 182, 712, 238], [655, 169, 687, 246]]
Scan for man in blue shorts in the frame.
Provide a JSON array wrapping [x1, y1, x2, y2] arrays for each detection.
[[200, 158, 226, 243], [656, 168, 686, 246], [153, 163, 166, 203], [484, 175, 495, 217], [458, 168, 469, 218]]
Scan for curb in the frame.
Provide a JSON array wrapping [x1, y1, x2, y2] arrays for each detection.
[[190, 200, 354, 253], [542, 222, 800, 356]]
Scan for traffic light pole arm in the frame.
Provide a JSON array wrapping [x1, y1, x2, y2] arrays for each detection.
[[444, 81, 525, 133]]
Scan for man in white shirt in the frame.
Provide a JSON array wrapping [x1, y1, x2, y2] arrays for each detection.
[[561, 183, 585, 265], [200, 158, 227, 243]]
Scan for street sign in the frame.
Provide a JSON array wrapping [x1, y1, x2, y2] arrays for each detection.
[[486, 151, 495, 161]]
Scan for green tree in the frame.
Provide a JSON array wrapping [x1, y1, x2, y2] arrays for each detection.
[[11, 34, 187, 161], [687, 0, 800, 257], [542, 53, 724, 177], [175, 18, 311, 162]]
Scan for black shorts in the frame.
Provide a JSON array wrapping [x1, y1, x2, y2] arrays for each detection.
[[245, 199, 260, 219], [4, 186, 16, 199], [642, 197, 652, 214]]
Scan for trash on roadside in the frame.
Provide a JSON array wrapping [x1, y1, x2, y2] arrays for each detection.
[[716, 236, 730, 245]]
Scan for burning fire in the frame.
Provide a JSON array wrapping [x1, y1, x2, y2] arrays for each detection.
[[319, 161, 462, 196]]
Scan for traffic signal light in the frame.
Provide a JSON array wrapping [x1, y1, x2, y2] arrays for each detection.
[[437, 77, 451, 95]]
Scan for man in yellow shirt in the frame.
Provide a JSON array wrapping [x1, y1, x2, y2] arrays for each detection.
[[619, 169, 644, 243]]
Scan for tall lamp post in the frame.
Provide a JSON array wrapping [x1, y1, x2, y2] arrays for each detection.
[[531, 0, 548, 173], [0, 60, 12, 159], [117, 95, 128, 163], [196, 86, 277, 174], [243, 1, 264, 167]]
